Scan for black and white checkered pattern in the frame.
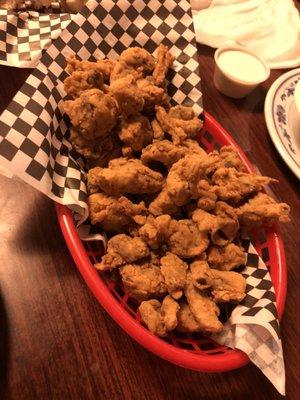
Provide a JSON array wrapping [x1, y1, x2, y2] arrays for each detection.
[[0, 9, 73, 67], [0, 0, 202, 221], [213, 242, 285, 395]]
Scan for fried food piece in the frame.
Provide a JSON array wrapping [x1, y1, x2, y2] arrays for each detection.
[[138, 215, 172, 249], [160, 252, 188, 299], [121, 263, 166, 302], [96, 234, 149, 271], [191, 208, 219, 235], [120, 47, 155, 74], [212, 167, 277, 203], [88, 193, 147, 232], [148, 188, 181, 216], [166, 152, 220, 206], [118, 115, 153, 152], [212, 201, 239, 245], [66, 55, 115, 81], [237, 192, 290, 231], [110, 60, 142, 82], [207, 243, 246, 271], [219, 146, 245, 171], [139, 295, 179, 337], [151, 118, 165, 140], [139, 299, 167, 337], [110, 74, 145, 116], [86, 158, 164, 196], [176, 303, 202, 333], [190, 261, 246, 303], [141, 139, 205, 168], [184, 274, 223, 333], [70, 128, 121, 161], [64, 69, 104, 98], [63, 89, 118, 140], [197, 179, 218, 211], [136, 78, 167, 109], [153, 44, 175, 87], [156, 105, 203, 145], [168, 219, 209, 258]]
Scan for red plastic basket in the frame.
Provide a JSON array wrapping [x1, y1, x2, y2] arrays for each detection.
[[55, 112, 287, 373]]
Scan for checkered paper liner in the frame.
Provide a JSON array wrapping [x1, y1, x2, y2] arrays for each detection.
[[213, 240, 285, 395], [0, 0, 284, 394], [0, 9, 73, 67]]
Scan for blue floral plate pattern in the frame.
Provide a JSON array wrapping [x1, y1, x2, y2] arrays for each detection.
[[265, 68, 300, 179]]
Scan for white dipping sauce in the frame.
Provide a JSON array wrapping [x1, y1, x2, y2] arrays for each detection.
[[217, 50, 266, 83]]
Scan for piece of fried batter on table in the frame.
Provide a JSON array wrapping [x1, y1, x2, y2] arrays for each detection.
[[207, 243, 246, 271], [64, 69, 104, 99], [156, 105, 203, 145], [153, 43, 175, 87], [141, 139, 205, 168], [66, 55, 115, 82], [118, 114, 153, 152], [86, 158, 164, 196], [88, 193, 147, 232], [63, 89, 118, 140], [110, 74, 145, 116], [184, 274, 223, 333], [139, 295, 179, 337], [212, 167, 277, 204], [120, 263, 166, 302], [190, 261, 246, 303], [160, 252, 188, 299], [237, 192, 290, 231], [96, 234, 149, 271]]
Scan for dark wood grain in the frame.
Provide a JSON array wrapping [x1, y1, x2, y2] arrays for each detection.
[[1, 32, 300, 400]]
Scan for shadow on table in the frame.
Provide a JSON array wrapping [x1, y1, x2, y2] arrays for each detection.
[[0, 290, 10, 398]]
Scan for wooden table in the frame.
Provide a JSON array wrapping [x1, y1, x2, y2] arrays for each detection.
[[0, 45, 300, 400]]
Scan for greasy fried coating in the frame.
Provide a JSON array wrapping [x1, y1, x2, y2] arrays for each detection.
[[212, 201, 239, 245], [190, 261, 246, 303], [110, 60, 142, 82], [120, 263, 166, 302], [139, 295, 179, 337], [66, 55, 115, 81], [110, 74, 145, 116], [184, 274, 223, 333], [148, 188, 180, 216], [212, 167, 277, 203], [207, 243, 246, 271], [156, 105, 203, 145], [160, 252, 188, 299], [138, 215, 172, 249], [151, 118, 165, 140], [86, 158, 164, 196], [168, 219, 209, 258], [118, 115, 153, 152], [64, 69, 104, 98], [191, 208, 219, 235], [63, 89, 118, 140], [166, 152, 220, 206], [120, 47, 155, 75], [96, 234, 149, 271], [141, 139, 205, 168], [219, 146, 245, 171], [197, 179, 217, 211], [136, 78, 167, 109], [88, 193, 147, 232], [237, 193, 290, 231], [153, 44, 175, 87], [176, 303, 202, 333], [70, 128, 121, 161]]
